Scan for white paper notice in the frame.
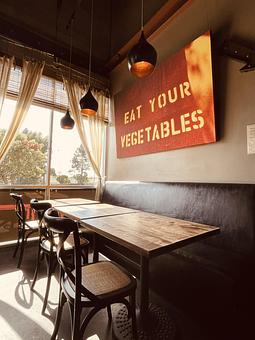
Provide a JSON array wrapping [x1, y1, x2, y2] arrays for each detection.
[[247, 124, 255, 154]]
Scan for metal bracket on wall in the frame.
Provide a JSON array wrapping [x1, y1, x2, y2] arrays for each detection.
[[222, 40, 255, 72]]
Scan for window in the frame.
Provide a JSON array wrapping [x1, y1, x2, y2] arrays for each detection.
[[0, 68, 97, 187], [51, 110, 95, 185], [0, 100, 50, 185]]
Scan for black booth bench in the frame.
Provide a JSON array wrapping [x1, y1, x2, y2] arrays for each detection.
[[100, 181, 255, 340]]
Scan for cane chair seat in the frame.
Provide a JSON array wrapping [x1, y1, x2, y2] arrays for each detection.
[[63, 261, 132, 299], [81, 261, 132, 296]]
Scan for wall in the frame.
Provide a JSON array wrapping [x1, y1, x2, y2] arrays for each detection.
[[106, 0, 255, 184]]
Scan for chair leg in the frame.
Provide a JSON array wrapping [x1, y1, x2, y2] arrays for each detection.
[[130, 292, 138, 340], [13, 227, 21, 258], [51, 290, 66, 340], [17, 230, 26, 268], [42, 253, 54, 314], [31, 244, 42, 290], [107, 305, 112, 321]]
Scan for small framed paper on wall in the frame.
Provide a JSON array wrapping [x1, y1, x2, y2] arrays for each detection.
[[247, 124, 255, 154]]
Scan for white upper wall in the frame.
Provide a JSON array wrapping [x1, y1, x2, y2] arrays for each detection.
[[106, 0, 255, 183]]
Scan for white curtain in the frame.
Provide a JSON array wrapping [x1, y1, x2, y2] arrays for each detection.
[[0, 56, 14, 117], [85, 88, 108, 199], [0, 59, 45, 162], [63, 77, 108, 200]]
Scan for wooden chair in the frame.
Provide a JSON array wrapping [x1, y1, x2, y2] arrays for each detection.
[[44, 208, 137, 340], [30, 200, 89, 315], [10, 193, 40, 268]]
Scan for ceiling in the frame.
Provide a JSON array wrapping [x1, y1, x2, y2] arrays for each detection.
[[0, 0, 188, 78]]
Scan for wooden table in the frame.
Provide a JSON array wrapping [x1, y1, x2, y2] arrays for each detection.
[[42, 198, 100, 207], [55, 203, 220, 338], [79, 211, 220, 316], [56, 203, 138, 220]]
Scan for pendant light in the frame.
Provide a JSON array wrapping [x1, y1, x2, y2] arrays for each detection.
[[60, 109, 75, 129], [79, 0, 98, 116], [128, 0, 157, 78], [61, 18, 75, 129]]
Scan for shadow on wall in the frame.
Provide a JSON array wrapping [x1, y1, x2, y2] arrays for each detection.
[[212, 23, 232, 141]]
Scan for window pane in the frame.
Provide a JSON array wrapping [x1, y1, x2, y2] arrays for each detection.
[[0, 98, 16, 132], [0, 101, 50, 185], [50, 111, 95, 185]]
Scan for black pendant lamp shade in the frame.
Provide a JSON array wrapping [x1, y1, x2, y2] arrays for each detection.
[[80, 87, 98, 116], [79, 0, 98, 116], [60, 109, 75, 129], [128, 31, 157, 78]]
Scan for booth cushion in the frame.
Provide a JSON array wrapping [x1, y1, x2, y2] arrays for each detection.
[[102, 181, 255, 256]]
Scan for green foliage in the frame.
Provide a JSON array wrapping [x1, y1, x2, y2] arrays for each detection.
[[71, 144, 90, 184], [0, 129, 48, 185], [22, 128, 48, 153], [50, 168, 57, 177], [56, 175, 71, 184], [0, 131, 91, 186]]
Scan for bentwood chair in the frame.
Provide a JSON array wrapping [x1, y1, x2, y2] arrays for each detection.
[[44, 208, 137, 340], [10, 193, 40, 268], [30, 200, 89, 315]]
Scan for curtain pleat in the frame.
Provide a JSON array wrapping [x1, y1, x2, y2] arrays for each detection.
[[0, 59, 45, 163], [63, 77, 108, 200], [0, 56, 14, 117]]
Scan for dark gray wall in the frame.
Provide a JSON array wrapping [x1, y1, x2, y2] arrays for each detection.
[[107, 0, 255, 184]]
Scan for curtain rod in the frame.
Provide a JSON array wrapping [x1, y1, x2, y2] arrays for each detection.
[[0, 34, 110, 93]]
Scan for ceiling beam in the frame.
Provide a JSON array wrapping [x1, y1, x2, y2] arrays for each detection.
[[104, 0, 191, 72]]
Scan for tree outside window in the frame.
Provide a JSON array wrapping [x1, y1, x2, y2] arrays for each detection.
[[70, 145, 91, 185], [0, 128, 48, 185]]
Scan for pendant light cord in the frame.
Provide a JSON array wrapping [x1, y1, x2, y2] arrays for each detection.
[[141, 0, 144, 31], [88, 0, 94, 88], [69, 19, 73, 83]]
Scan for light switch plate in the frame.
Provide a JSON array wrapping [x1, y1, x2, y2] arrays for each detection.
[[247, 124, 255, 154]]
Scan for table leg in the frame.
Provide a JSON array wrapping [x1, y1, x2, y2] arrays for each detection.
[[139, 255, 149, 318], [112, 254, 176, 339], [93, 233, 99, 262]]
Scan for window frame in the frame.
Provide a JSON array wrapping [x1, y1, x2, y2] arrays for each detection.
[[0, 73, 97, 192]]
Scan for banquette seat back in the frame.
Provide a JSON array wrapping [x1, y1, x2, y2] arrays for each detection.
[[102, 181, 255, 257], [101, 181, 255, 340]]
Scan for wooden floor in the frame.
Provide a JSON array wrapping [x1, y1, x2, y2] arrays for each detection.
[[0, 243, 203, 340]]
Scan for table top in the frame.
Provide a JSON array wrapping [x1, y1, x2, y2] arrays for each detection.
[[44, 198, 100, 207], [56, 203, 138, 220], [80, 212, 220, 257]]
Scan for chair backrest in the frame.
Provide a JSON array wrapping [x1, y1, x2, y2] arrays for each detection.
[[43, 208, 97, 302], [10, 193, 26, 225], [30, 199, 52, 223]]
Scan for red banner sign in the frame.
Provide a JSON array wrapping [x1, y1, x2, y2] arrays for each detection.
[[114, 32, 216, 158]]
